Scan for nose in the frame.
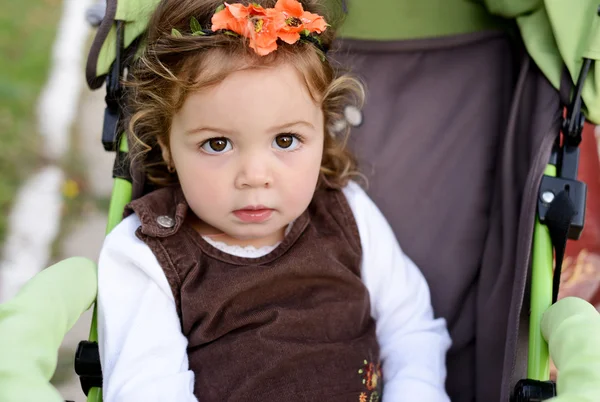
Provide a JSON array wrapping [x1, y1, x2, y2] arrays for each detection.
[[234, 152, 273, 189]]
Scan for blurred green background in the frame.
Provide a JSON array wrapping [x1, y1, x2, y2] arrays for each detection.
[[0, 0, 62, 243]]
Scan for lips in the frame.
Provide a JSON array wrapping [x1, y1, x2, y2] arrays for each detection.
[[233, 206, 274, 223]]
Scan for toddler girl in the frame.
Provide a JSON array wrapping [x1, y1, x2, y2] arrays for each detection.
[[97, 1, 451, 401]]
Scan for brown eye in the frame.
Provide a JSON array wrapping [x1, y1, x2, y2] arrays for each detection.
[[201, 137, 231, 154], [273, 134, 299, 150], [209, 139, 227, 151]]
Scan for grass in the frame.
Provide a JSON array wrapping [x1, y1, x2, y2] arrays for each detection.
[[0, 0, 63, 243]]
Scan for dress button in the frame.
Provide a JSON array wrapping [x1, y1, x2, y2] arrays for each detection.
[[156, 215, 175, 228]]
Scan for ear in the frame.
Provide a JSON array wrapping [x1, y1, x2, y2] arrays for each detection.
[[157, 137, 172, 167]]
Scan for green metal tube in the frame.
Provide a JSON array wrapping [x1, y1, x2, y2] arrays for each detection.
[[86, 377, 103, 401], [528, 164, 557, 380], [106, 136, 132, 234], [105, 177, 133, 235], [88, 136, 132, 402]]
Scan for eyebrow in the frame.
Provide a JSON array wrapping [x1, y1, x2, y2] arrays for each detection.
[[185, 126, 233, 136], [271, 120, 316, 131], [184, 120, 315, 136]]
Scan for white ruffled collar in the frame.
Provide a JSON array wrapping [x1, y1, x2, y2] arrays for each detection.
[[201, 222, 294, 259]]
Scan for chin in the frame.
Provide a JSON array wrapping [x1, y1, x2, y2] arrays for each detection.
[[229, 221, 285, 240], [230, 228, 273, 240]]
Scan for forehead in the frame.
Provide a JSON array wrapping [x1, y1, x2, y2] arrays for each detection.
[[175, 63, 322, 131]]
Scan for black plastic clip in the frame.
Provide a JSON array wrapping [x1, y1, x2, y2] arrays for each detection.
[[538, 144, 587, 241], [74, 341, 103, 395], [102, 20, 125, 152], [536, 53, 593, 241], [113, 146, 132, 181], [512, 379, 556, 402], [561, 58, 593, 147], [538, 175, 586, 240]]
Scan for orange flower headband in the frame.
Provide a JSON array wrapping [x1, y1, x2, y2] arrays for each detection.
[[171, 0, 328, 56]]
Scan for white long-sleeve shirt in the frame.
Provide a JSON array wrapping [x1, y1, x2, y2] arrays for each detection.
[[97, 181, 451, 402]]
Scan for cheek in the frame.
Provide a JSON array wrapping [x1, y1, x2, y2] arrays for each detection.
[[303, 137, 325, 178], [286, 135, 323, 168], [172, 149, 230, 207], [279, 142, 323, 202]]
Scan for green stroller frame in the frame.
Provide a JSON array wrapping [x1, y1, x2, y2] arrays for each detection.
[[1, 1, 600, 401]]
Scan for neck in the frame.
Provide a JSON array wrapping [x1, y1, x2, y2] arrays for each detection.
[[190, 217, 286, 248]]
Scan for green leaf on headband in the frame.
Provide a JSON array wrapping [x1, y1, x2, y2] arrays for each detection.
[[171, 28, 183, 38], [301, 29, 310, 36], [216, 4, 225, 13], [190, 17, 202, 34]]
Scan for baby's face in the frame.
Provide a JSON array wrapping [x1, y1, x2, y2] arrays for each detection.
[[168, 62, 324, 246]]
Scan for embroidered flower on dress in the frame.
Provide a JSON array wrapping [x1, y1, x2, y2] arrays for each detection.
[[358, 359, 382, 401]]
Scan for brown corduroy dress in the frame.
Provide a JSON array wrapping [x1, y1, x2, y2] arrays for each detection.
[[126, 185, 383, 402]]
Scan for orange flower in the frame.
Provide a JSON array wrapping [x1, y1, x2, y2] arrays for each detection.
[[211, 3, 285, 55], [274, 0, 327, 44], [211, 3, 249, 34], [359, 392, 368, 402], [249, 8, 286, 55]]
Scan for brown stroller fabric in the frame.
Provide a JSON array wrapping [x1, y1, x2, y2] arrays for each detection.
[[331, 31, 562, 402]]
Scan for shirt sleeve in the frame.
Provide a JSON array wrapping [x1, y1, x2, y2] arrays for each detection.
[[343, 181, 452, 402], [97, 215, 198, 402]]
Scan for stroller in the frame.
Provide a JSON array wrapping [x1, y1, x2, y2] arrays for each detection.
[[1, 0, 600, 401]]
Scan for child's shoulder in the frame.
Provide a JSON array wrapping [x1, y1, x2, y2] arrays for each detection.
[[99, 213, 167, 280], [108, 213, 141, 238], [314, 180, 369, 206], [340, 180, 369, 205], [101, 214, 143, 252], [310, 180, 381, 222], [340, 180, 379, 219], [312, 181, 370, 219], [311, 181, 386, 245], [339, 181, 397, 244]]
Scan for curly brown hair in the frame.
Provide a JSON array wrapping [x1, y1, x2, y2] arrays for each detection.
[[126, 0, 363, 190]]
